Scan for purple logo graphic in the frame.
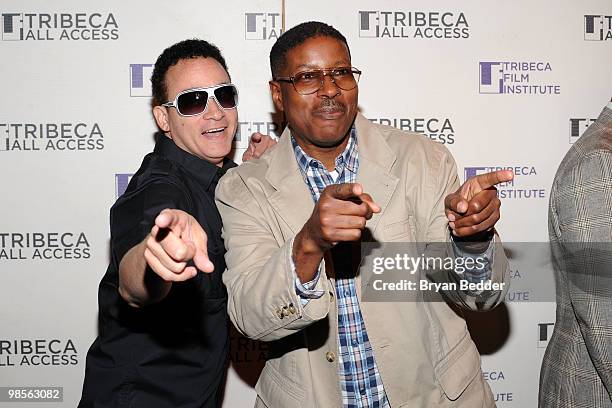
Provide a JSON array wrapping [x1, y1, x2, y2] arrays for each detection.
[[129, 64, 153, 97], [464, 167, 489, 181], [584, 15, 612, 41], [479, 62, 504, 94], [115, 173, 133, 198], [478, 61, 560, 95]]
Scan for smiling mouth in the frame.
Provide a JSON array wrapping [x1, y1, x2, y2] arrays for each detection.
[[202, 127, 226, 135]]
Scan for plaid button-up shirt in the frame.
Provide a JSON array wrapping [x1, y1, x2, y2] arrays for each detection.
[[291, 129, 390, 408], [290, 128, 494, 407]]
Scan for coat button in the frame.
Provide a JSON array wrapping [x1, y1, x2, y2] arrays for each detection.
[[276, 309, 284, 319], [329, 291, 334, 302], [288, 304, 296, 314], [325, 351, 336, 362], [282, 306, 290, 317]]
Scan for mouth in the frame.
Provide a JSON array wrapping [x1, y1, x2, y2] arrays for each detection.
[[201, 126, 226, 135], [313, 101, 346, 119], [313, 108, 345, 120]]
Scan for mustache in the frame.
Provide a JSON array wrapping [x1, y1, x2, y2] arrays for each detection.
[[314, 99, 346, 113]]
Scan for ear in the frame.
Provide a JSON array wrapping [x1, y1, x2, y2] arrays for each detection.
[[269, 81, 284, 113], [153, 105, 170, 133]]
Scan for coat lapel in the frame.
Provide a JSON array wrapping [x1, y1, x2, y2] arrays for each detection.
[[354, 113, 399, 235], [353, 114, 399, 299], [265, 127, 315, 234]]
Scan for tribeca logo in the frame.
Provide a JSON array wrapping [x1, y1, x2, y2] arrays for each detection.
[[569, 118, 597, 144], [1, 12, 119, 41], [537, 323, 554, 348], [0, 232, 91, 261], [0, 338, 78, 367], [368, 117, 456, 144], [235, 121, 281, 148], [358, 11, 469, 39], [464, 166, 546, 199], [505, 267, 531, 302], [479, 61, 560, 95], [482, 371, 514, 403], [115, 173, 133, 199], [244, 13, 283, 40], [0, 122, 104, 152], [129, 64, 154, 97], [584, 15, 612, 41]]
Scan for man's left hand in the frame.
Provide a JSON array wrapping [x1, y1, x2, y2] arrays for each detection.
[[444, 170, 514, 237], [242, 132, 278, 162]]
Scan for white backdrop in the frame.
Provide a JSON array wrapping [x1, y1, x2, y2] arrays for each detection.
[[1, 0, 611, 406]]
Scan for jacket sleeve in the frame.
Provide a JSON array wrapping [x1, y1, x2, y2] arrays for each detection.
[[422, 146, 510, 311], [215, 168, 333, 341]]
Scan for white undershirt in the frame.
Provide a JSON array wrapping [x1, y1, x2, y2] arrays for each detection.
[[329, 169, 339, 182]]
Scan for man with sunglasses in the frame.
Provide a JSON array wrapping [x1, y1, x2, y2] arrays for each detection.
[[215, 22, 512, 407], [80, 39, 250, 408]]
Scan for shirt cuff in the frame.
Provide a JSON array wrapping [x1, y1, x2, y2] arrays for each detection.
[[450, 233, 495, 283], [289, 236, 325, 305]]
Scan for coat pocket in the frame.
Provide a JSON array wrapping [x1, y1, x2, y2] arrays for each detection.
[[383, 217, 416, 241], [434, 331, 481, 401], [255, 361, 307, 407]]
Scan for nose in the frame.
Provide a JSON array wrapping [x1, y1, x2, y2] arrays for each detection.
[[317, 73, 340, 98], [203, 96, 225, 120]]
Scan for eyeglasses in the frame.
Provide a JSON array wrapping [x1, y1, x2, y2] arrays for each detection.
[[162, 84, 238, 117], [274, 67, 361, 95]]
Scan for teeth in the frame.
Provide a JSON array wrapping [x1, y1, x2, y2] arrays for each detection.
[[203, 127, 225, 134]]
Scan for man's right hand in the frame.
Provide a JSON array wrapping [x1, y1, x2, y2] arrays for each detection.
[[293, 183, 380, 282], [306, 183, 380, 250], [144, 208, 214, 282]]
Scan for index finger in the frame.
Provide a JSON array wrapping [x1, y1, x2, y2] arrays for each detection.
[[155, 209, 189, 232], [472, 170, 513, 190], [328, 183, 363, 200], [249, 132, 263, 143], [358, 193, 381, 214]]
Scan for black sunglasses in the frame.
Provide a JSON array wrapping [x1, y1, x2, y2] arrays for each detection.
[[162, 84, 238, 117]]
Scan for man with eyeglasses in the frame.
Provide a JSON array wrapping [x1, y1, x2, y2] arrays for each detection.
[[214, 21, 513, 407], [79, 39, 272, 408]]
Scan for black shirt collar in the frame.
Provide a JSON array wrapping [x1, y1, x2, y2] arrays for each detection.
[[154, 134, 236, 191]]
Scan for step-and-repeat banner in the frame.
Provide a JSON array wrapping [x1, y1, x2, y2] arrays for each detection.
[[1, 0, 610, 406]]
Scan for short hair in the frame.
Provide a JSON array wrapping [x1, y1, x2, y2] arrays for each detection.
[[269, 21, 350, 79], [151, 39, 229, 107]]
